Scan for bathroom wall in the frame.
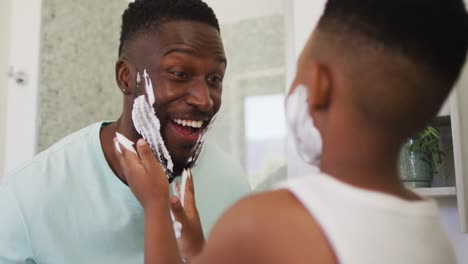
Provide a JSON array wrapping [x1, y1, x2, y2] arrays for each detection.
[[2, 0, 43, 175], [204, 0, 287, 189], [38, 0, 127, 151], [210, 14, 287, 189], [0, 0, 11, 177]]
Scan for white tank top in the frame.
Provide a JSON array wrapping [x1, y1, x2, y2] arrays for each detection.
[[277, 173, 456, 264]]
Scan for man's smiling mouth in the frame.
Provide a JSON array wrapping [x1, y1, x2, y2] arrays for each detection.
[[169, 118, 209, 144], [172, 119, 204, 128]]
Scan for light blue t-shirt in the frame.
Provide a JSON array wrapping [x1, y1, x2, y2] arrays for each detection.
[[0, 122, 250, 263]]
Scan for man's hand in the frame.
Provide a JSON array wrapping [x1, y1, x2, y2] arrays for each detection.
[[114, 137, 170, 208], [171, 170, 205, 261]]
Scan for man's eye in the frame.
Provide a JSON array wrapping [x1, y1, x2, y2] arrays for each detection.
[[172, 71, 188, 79], [208, 75, 223, 83]]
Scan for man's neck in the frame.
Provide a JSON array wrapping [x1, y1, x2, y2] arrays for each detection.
[[100, 118, 129, 185]]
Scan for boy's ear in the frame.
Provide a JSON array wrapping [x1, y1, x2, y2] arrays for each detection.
[[307, 62, 331, 110]]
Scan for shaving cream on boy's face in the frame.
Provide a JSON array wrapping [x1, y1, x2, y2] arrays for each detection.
[[285, 84, 323, 166], [132, 70, 216, 182]]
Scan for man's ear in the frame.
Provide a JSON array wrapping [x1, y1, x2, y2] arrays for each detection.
[[115, 58, 133, 95], [307, 62, 331, 110]]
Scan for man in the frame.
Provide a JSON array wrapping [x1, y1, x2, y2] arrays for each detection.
[[116, 0, 468, 263], [0, 0, 250, 263]]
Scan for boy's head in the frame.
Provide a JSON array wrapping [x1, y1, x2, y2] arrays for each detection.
[[291, 0, 468, 140]]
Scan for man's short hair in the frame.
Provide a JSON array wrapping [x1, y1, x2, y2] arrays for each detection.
[[119, 0, 220, 56], [315, 0, 468, 135]]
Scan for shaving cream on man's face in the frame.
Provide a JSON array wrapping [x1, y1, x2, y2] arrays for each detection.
[[131, 70, 216, 182], [285, 84, 323, 166]]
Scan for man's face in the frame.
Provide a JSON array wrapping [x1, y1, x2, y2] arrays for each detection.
[[128, 21, 226, 170]]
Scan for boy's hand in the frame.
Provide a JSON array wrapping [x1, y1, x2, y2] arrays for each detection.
[[114, 137, 170, 208], [115, 136, 204, 260], [171, 170, 205, 260]]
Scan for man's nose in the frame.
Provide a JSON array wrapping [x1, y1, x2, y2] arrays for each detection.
[[186, 80, 214, 112]]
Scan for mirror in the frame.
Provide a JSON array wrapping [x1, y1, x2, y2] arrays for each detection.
[[33, 0, 288, 190]]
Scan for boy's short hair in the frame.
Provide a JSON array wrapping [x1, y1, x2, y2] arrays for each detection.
[[316, 0, 468, 135]]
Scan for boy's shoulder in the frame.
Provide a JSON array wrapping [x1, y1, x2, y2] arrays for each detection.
[[201, 190, 336, 264]]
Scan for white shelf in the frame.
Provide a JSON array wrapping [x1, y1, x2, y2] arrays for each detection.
[[437, 91, 453, 117], [438, 100, 451, 117], [412, 187, 457, 198]]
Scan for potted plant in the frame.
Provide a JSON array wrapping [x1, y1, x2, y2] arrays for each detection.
[[399, 126, 444, 188]]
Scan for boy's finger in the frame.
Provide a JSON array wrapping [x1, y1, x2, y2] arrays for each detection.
[[114, 135, 144, 180], [174, 180, 181, 198], [136, 139, 165, 177], [114, 138, 127, 169], [184, 169, 197, 217], [170, 196, 189, 225], [115, 132, 137, 155]]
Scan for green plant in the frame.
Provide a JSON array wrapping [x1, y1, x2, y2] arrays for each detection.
[[409, 126, 444, 174]]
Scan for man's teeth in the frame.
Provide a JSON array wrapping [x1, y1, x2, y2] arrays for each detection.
[[173, 119, 204, 128]]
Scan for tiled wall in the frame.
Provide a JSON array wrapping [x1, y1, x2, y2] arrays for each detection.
[[38, 0, 127, 151]]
